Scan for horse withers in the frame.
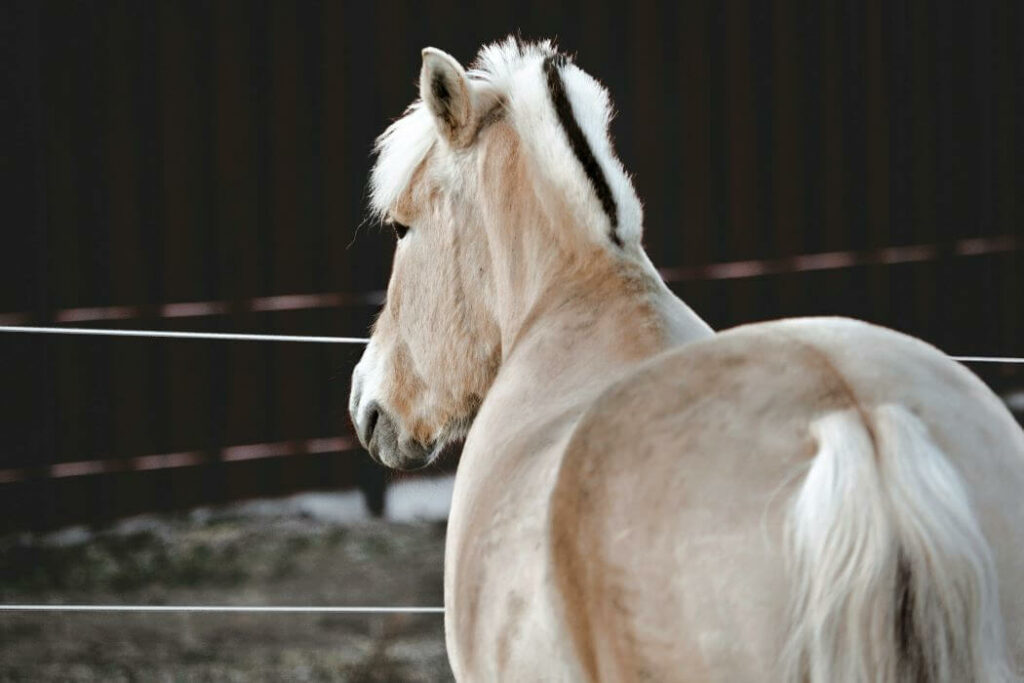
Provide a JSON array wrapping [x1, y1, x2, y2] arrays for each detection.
[[349, 39, 1024, 682]]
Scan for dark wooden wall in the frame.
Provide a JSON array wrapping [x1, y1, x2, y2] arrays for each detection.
[[2, 0, 1021, 531]]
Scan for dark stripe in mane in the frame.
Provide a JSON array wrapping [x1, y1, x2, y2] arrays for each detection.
[[543, 56, 622, 247]]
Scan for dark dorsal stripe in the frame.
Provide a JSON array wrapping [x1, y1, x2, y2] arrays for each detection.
[[543, 56, 622, 247]]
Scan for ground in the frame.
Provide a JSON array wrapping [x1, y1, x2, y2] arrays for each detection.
[[0, 482, 455, 682]]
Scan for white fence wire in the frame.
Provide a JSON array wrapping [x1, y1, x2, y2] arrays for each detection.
[[1, 325, 1021, 363], [0, 605, 444, 614], [1, 322, 1020, 615], [0, 326, 369, 345]]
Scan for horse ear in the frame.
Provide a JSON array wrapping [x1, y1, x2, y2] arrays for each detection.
[[420, 48, 474, 147]]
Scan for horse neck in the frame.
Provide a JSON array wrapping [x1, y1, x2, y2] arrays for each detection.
[[494, 242, 714, 403]]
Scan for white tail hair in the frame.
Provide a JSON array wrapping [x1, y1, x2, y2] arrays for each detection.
[[784, 404, 1014, 682]]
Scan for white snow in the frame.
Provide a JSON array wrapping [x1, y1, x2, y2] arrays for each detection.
[[384, 475, 455, 522]]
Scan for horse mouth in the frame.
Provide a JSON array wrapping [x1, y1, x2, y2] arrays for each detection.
[[363, 406, 475, 471], [365, 412, 438, 470], [385, 437, 466, 472], [385, 441, 437, 471]]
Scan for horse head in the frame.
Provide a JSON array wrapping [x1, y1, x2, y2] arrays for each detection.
[[350, 39, 645, 469]]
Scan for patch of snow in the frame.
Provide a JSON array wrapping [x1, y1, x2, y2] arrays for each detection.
[[219, 474, 455, 524], [111, 514, 171, 537], [25, 476, 456, 543], [215, 490, 370, 525], [41, 525, 92, 547], [189, 507, 213, 525], [385, 475, 455, 522], [292, 491, 369, 524]]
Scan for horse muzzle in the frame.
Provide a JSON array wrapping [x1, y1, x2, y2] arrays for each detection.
[[354, 400, 435, 471]]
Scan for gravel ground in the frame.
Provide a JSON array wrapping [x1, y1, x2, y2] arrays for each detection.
[[0, 492, 453, 682]]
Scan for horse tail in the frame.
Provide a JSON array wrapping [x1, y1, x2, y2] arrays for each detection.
[[782, 404, 1014, 682]]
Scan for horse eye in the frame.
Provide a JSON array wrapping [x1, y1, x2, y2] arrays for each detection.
[[391, 221, 410, 239]]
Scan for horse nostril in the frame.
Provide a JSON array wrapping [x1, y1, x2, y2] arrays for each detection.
[[364, 402, 381, 445]]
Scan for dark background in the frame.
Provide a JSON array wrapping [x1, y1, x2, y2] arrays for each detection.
[[2, 0, 1021, 532]]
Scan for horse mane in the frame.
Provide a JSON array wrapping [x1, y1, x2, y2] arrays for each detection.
[[369, 37, 643, 246]]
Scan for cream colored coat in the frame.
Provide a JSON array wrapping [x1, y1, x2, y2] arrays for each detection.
[[349, 39, 1024, 681], [446, 312, 1024, 680]]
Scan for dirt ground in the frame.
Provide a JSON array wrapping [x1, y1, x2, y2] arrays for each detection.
[[0, 497, 453, 682]]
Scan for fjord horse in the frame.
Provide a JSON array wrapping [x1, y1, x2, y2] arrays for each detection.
[[349, 39, 1024, 681]]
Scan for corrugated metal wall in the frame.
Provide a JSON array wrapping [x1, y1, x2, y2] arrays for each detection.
[[2, 0, 1021, 531]]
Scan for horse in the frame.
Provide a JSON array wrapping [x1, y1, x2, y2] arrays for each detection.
[[349, 38, 1024, 681]]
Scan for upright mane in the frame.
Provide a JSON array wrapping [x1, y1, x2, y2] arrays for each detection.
[[369, 38, 644, 247]]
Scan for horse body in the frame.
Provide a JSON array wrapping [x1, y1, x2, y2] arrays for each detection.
[[555, 317, 1024, 681], [446, 304, 1024, 680], [350, 38, 1024, 680]]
